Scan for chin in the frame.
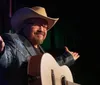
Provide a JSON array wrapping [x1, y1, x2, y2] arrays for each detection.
[[36, 39, 44, 44]]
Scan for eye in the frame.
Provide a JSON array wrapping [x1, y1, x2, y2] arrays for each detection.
[[42, 25, 48, 30]]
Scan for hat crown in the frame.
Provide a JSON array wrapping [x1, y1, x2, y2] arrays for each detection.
[[31, 6, 47, 17], [11, 6, 59, 32]]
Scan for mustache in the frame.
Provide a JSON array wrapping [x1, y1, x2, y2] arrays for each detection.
[[34, 31, 45, 36]]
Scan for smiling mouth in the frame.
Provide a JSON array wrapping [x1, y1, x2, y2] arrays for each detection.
[[36, 34, 44, 38], [35, 31, 45, 35], [36, 32, 45, 37]]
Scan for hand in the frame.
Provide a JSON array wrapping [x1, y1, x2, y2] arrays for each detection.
[[65, 46, 80, 60], [0, 36, 5, 52]]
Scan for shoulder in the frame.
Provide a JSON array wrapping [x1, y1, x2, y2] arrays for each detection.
[[1, 33, 16, 37], [1, 33, 18, 39], [1, 33, 19, 42]]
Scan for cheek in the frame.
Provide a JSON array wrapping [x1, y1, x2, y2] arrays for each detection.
[[27, 29, 35, 39], [44, 31, 47, 39], [31, 28, 37, 35]]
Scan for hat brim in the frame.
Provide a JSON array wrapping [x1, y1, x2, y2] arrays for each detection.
[[11, 7, 59, 32]]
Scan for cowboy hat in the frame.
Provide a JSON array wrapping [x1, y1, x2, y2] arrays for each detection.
[[11, 6, 59, 32]]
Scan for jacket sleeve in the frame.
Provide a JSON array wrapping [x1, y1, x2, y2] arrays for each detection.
[[0, 34, 17, 68], [55, 51, 75, 67]]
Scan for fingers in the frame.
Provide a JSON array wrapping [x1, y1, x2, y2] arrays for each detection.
[[0, 36, 3, 41], [70, 52, 80, 60], [64, 46, 80, 60], [73, 53, 80, 60], [0, 36, 5, 52], [70, 52, 78, 56], [64, 46, 70, 52]]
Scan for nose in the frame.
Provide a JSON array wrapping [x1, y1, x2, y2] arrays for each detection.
[[39, 26, 45, 31]]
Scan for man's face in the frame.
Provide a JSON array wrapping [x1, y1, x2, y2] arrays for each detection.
[[23, 18, 48, 45]]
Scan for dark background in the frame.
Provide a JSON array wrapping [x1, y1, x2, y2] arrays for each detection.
[[0, 0, 99, 85]]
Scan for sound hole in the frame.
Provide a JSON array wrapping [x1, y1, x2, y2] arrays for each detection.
[[61, 76, 68, 85]]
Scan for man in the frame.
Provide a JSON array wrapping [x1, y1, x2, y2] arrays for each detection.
[[0, 6, 80, 85]]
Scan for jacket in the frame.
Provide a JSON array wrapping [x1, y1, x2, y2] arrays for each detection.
[[0, 33, 75, 85]]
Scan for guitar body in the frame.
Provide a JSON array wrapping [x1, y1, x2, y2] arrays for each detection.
[[41, 53, 74, 85], [27, 53, 80, 85]]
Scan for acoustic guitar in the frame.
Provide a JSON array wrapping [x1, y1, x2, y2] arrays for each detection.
[[27, 53, 81, 85]]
